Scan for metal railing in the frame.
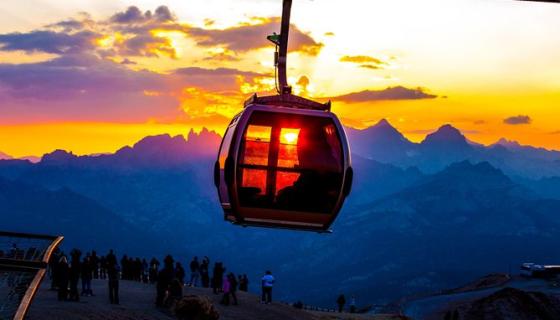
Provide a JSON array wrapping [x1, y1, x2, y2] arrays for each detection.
[[0, 231, 63, 320]]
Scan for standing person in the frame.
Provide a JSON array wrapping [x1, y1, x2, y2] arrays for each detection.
[[91, 251, 99, 279], [228, 273, 238, 305], [349, 295, 356, 313], [261, 271, 274, 304], [200, 257, 210, 288], [121, 255, 129, 280], [81, 253, 93, 296], [189, 257, 200, 287], [175, 262, 185, 285], [239, 274, 249, 292], [336, 294, 346, 313], [149, 257, 160, 284], [68, 249, 81, 301], [99, 255, 107, 279], [156, 255, 175, 307], [106, 249, 120, 305], [220, 272, 231, 305], [49, 249, 61, 290], [57, 256, 69, 301], [212, 262, 225, 294], [142, 259, 149, 283]]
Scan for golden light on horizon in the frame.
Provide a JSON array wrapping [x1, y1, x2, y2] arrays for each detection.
[[0, 0, 559, 157]]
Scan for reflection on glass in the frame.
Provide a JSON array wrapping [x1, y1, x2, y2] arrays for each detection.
[[237, 111, 343, 213], [243, 125, 271, 166]]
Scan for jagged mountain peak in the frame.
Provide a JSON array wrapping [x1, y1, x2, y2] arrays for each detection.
[[41, 149, 77, 164], [422, 124, 467, 145], [495, 137, 522, 149]]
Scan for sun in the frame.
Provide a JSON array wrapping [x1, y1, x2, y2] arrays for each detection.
[[280, 128, 300, 145]]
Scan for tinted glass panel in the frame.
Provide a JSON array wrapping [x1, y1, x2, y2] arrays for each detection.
[[237, 111, 343, 213]]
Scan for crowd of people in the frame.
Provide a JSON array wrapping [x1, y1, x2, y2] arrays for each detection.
[[47, 248, 266, 309], [46, 247, 361, 315]]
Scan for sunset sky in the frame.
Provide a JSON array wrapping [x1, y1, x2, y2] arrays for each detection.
[[1, 0, 559, 157]]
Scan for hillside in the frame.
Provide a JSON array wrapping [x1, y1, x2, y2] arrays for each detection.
[[0, 176, 162, 256]]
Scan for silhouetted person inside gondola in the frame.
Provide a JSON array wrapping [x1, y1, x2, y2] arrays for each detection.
[[156, 255, 175, 307], [106, 249, 120, 304], [57, 256, 69, 301], [68, 249, 81, 301], [337, 294, 346, 312], [277, 124, 341, 212]]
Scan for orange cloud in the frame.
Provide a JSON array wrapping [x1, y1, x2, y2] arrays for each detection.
[[340, 55, 387, 70], [327, 86, 438, 103]]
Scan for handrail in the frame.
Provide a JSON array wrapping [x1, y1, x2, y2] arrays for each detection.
[[0, 231, 63, 320]]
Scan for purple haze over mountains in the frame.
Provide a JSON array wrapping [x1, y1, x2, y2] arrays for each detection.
[[2, 119, 560, 307]]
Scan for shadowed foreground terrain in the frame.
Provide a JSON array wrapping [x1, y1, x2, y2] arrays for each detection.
[[27, 279, 402, 320]]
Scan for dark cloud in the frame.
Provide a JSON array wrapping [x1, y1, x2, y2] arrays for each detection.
[[110, 6, 146, 24], [0, 30, 97, 54], [0, 50, 270, 122], [0, 54, 165, 99], [153, 6, 174, 22], [47, 18, 90, 32], [503, 115, 532, 125], [120, 58, 137, 65], [120, 33, 177, 58], [0, 53, 180, 122], [188, 17, 323, 55], [328, 86, 437, 103], [110, 5, 176, 25]]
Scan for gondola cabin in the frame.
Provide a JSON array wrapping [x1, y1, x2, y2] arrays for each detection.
[[214, 93, 353, 231]]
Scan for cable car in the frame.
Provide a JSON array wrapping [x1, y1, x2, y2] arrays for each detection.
[[213, 0, 353, 232]]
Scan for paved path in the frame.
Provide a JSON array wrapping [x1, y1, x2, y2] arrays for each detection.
[[27, 279, 321, 320], [28, 279, 395, 320]]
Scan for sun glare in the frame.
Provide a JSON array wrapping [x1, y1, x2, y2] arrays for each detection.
[[280, 128, 300, 145]]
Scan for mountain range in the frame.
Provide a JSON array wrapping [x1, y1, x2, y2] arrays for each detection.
[[346, 120, 560, 178], [1, 121, 560, 307]]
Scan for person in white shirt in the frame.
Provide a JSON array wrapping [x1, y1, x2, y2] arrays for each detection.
[[261, 270, 275, 304]]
